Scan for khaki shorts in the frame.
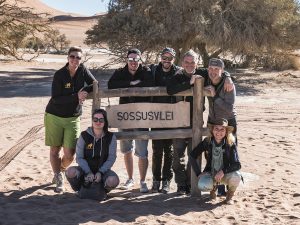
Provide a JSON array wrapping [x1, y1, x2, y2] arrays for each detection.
[[44, 113, 80, 149]]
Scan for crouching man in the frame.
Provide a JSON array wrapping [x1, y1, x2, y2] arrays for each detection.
[[189, 118, 241, 204]]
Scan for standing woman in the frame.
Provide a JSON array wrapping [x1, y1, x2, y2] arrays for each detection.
[[45, 46, 96, 193], [65, 109, 119, 196]]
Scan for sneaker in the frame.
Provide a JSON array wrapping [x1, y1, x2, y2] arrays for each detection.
[[176, 186, 186, 195], [120, 179, 134, 190], [140, 181, 149, 193], [161, 180, 170, 194], [151, 180, 160, 193], [54, 172, 64, 193]]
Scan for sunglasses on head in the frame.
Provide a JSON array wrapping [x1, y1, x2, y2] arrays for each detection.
[[128, 57, 140, 62], [69, 55, 82, 60], [161, 56, 174, 61], [93, 117, 105, 123]]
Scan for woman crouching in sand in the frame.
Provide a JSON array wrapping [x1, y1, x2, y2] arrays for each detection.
[[189, 118, 241, 204], [65, 109, 119, 198]]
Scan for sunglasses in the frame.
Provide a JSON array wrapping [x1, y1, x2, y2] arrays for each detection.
[[161, 56, 174, 61], [69, 55, 82, 60], [93, 117, 105, 123], [128, 57, 140, 62]]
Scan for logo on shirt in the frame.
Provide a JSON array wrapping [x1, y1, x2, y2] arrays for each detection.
[[65, 83, 71, 88], [87, 143, 93, 149]]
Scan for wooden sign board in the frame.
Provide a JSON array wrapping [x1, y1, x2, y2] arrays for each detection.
[[106, 102, 190, 129]]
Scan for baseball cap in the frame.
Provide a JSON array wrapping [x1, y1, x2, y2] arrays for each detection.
[[209, 58, 224, 68], [161, 47, 176, 57], [127, 48, 141, 57]]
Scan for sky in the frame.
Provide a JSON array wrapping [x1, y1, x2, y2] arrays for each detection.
[[41, 0, 110, 16]]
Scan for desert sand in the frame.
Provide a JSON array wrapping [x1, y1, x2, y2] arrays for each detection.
[[0, 1, 300, 224], [0, 57, 299, 225]]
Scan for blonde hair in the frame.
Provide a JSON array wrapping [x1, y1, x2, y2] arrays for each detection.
[[208, 128, 235, 146]]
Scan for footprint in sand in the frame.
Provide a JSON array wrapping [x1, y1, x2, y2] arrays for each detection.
[[20, 176, 34, 181]]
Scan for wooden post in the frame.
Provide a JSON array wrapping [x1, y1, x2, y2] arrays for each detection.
[[191, 77, 204, 197], [92, 80, 100, 112]]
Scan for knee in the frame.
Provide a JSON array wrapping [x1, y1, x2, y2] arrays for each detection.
[[65, 167, 79, 178], [105, 176, 119, 188], [50, 147, 60, 156], [227, 172, 241, 187], [63, 148, 75, 160], [198, 173, 214, 191]]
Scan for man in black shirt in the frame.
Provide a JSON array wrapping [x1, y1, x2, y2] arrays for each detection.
[[108, 49, 154, 193], [150, 48, 180, 193]]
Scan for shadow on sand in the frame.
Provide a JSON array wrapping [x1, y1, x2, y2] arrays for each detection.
[[0, 183, 224, 225], [0, 66, 267, 98]]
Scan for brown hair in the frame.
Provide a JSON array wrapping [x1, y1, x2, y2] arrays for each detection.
[[68, 46, 82, 55]]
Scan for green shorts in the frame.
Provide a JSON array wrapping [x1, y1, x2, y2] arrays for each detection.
[[44, 113, 80, 149]]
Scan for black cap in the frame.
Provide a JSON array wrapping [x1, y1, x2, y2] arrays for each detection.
[[161, 47, 176, 57], [127, 48, 141, 57]]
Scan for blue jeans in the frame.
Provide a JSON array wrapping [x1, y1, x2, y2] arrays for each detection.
[[198, 171, 241, 192]]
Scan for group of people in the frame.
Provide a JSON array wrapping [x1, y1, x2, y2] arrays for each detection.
[[44, 46, 242, 204]]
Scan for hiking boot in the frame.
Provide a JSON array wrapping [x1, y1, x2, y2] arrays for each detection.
[[140, 181, 149, 193], [161, 180, 170, 194], [120, 179, 134, 190], [210, 189, 217, 200], [225, 191, 235, 205], [151, 180, 160, 193], [176, 186, 186, 195], [54, 172, 64, 193]]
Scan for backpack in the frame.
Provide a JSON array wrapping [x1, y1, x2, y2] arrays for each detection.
[[78, 181, 107, 201]]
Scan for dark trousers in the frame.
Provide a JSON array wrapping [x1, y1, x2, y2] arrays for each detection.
[[172, 138, 192, 187], [152, 139, 173, 181]]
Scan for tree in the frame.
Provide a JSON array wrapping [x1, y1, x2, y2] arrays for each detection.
[[0, 0, 51, 59], [86, 0, 300, 67], [43, 29, 71, 53]]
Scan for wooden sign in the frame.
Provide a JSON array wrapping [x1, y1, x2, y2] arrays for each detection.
[[106, 102, 190, 129]]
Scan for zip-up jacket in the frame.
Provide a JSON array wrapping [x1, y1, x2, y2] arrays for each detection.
[[76, 127, 117, 174], [207, 76, 236, 124], [45, 63, 96, 118], [107, 64, 154, 104], [189, 137, 241, 177], [151, 63, 179, 104]]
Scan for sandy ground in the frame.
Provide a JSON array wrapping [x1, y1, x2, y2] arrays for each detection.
[[0, 58, 299, 225]]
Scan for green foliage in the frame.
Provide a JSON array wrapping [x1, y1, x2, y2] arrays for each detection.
[[0, 0, 50, 59], [86, 0, 300, 68], [43, 29, 71, 53]]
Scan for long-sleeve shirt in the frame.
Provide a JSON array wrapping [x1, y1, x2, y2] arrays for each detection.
[[108, 64, 154, 104], [76, 127, 117, 174], [45, 63, 96, 117], [189, 137, 241, 177]]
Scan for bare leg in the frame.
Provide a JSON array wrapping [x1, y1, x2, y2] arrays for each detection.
[[61, 147, 75, 171], [50, 146, 61, 173], [124, 152, 133, 179], [138, 157, 148, 182]]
